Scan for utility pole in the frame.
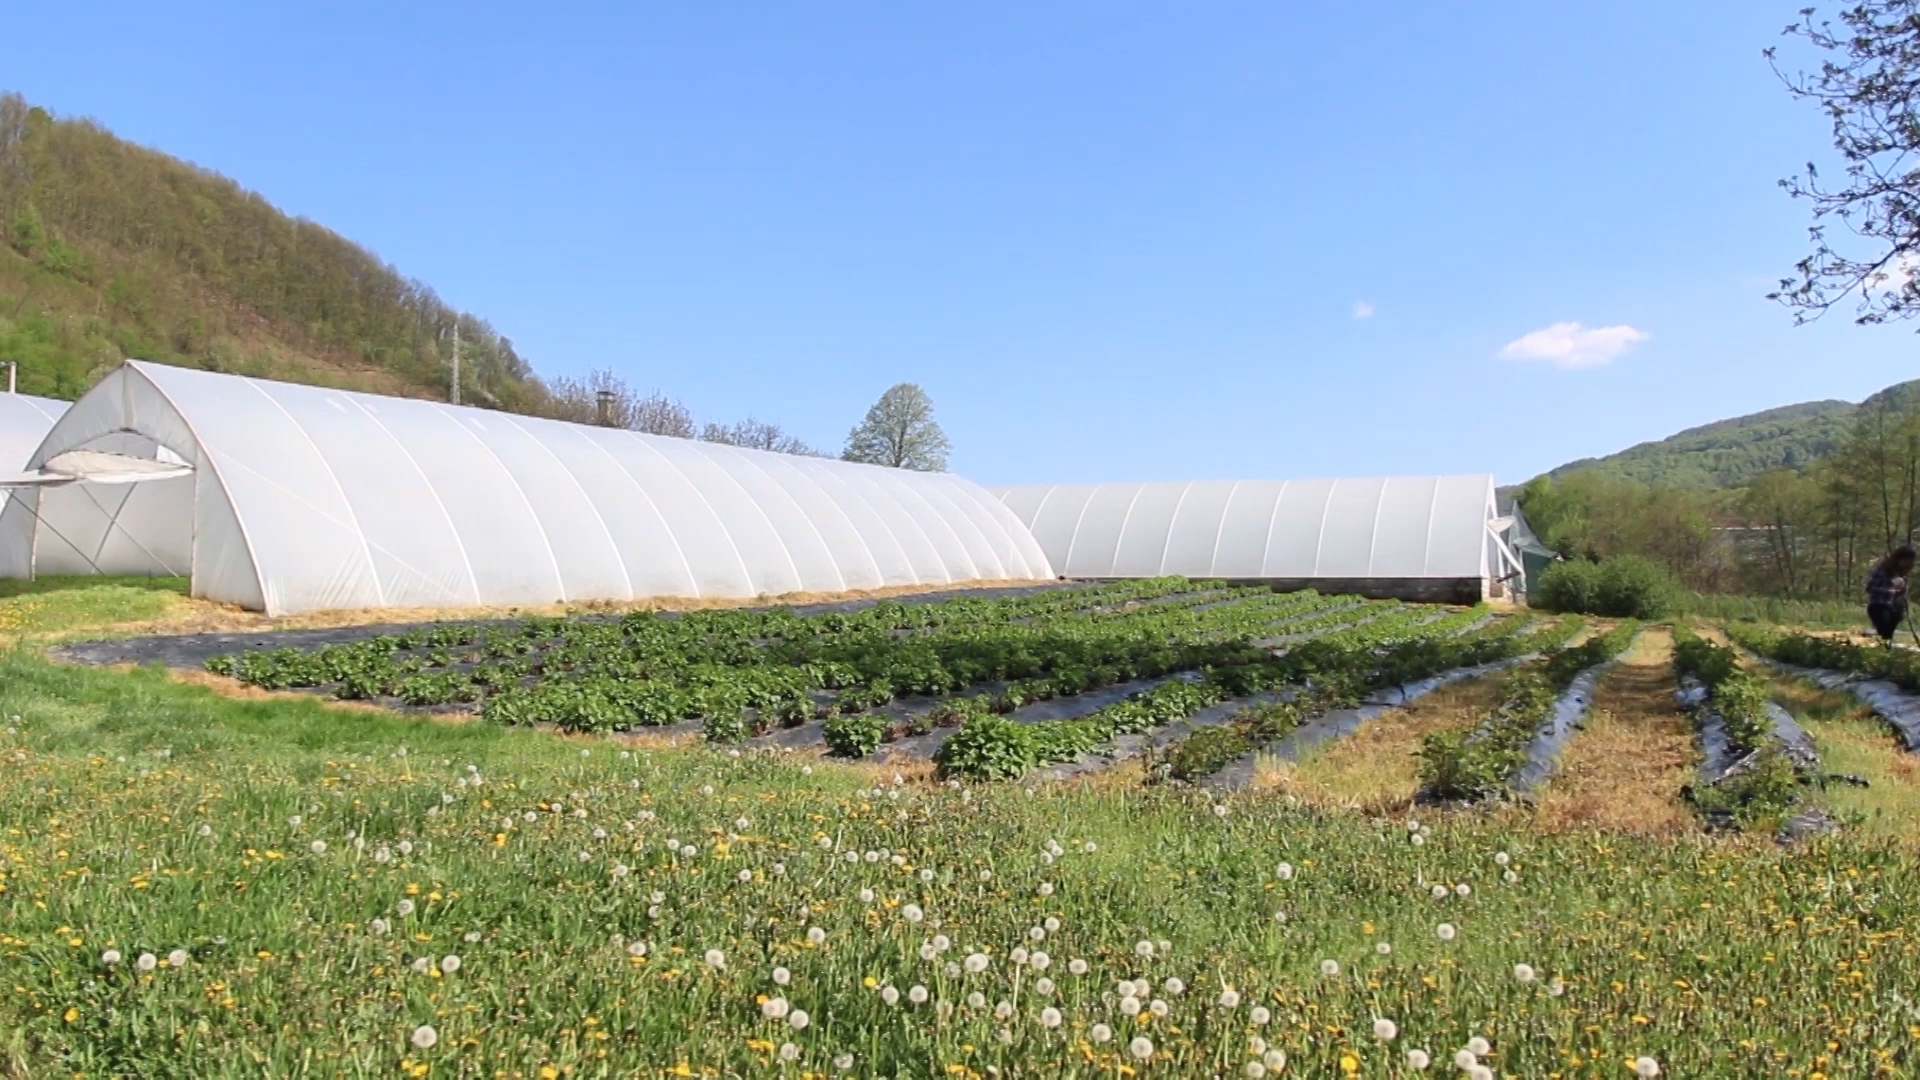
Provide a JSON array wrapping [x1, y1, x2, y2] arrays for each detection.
[[450, 323, 461, 406]]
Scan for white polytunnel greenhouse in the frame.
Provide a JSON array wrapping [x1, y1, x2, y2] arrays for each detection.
[[0, 361, 1055, 614], [991, 476, 1527, 603], [0, 391, 68, 513]]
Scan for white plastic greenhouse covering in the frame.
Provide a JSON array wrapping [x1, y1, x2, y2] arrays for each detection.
[[0, 392, 68, 515], [0, 361, 1054, 614], [991, 476, 1522, 600]]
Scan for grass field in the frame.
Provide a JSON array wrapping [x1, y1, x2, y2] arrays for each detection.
[[4, 582, 1920, 1077]]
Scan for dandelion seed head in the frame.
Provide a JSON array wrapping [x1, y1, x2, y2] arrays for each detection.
[[762, 996, 790, 1019], [440, 955, 461, 974], [1090, 1023, 1113, 1043], [136, 953, 157, 973], [788, 1009, 809, 1031], [807, 927, 827, 945], [1436, 922, 1457, 941], [101, 949, 122, 966], [168, 949, 188, 968], [1406, 1048, 1431, 1070], [1040, 1005, 1062, 1028], [778, 1042, 800, 1061], [1513, 963, 1537, 984], [1250, 1005, 1271, 1025], [1373, 1017, 1398, 1041], [908, 985, 928, 1004], [703, 948, 725, 970], [1634, 1056, 1661, 1078], [1068, 958, 1088, 975], [1275, 862, 1294, 881], [1320, 959, 1340, 977], [1263, 1049, 1287, 1070], [1467, 1037, 1491, 1056], [410, 1024, 438, 1049], [880, 986, 899, 1005], [1219, 988, 1241, 1008]]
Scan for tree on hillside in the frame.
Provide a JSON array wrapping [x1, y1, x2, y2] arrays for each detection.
[[1770, 3, 1920, 324], [701, 418, 818, 456], [842, 383, 950, 471]]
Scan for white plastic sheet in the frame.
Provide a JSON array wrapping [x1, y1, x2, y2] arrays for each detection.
[[991, 475, 1505, 583], [0, 392, 66, 512], [0, 362, 1053, 613]]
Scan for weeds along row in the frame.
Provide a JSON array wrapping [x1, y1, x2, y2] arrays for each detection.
[[204, 578, 1386, 741], [1670, 626, 1811, 829], [1724, 622, 1920, 690], [1415, 620, 1641, 803], [1119, 613, 1583, 787]]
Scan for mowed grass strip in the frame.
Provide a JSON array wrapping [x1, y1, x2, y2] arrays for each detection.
[[1528, 627, 1697, 837], [1256, 675, 1511, 814], [1767, 675, 1920, 845]]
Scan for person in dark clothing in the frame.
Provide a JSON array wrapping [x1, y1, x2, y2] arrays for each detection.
[[1865, 544, 1916, 645]]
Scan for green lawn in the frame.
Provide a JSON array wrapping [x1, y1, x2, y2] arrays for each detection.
[[4, 647, 1918, 1078], [0, 575, 189, 635]]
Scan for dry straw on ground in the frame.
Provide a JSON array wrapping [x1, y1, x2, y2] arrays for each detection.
[[1527, 626, 1697, 837]]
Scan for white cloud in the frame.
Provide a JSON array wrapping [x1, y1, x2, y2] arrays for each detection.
[[1351, 300, 1375, 320], [1497, 321, 1648, 370]]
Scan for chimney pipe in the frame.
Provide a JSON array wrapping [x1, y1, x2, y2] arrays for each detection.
[[596, 389, 616, 427]]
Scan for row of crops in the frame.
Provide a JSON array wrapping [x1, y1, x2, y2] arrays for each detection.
[[204, 578, 1609, 781]]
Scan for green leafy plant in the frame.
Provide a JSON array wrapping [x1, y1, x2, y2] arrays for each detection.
[[823, 713, 887, 758]]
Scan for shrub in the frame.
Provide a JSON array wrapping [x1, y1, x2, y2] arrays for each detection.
[[823, 713, 887, 758], [1533, 559, 1602, 615], [1534, 556, 1678, 619], [1594, 555, 1679, 619]]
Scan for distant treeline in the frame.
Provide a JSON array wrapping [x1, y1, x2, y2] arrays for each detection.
[[1519, 390, 1920, 601]]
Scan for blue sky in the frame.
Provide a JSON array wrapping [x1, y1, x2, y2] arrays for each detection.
[[9, 2, 1911, 485]]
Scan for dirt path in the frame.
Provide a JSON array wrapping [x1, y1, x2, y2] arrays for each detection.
[[1255, 671, 1510, 814], [1528, 627, 1697, 837]]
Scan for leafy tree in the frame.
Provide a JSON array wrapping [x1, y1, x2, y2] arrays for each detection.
[[1769, 3, 1920, 324], [842, 383, 950, 471]]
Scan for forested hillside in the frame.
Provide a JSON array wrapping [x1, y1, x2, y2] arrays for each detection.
[[1542, 393, 1906, 490], [0, 93, 546, 409], [1523, 377, 1920, 601]]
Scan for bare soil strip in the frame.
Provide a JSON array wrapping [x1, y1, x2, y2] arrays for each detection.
[[1528, 627, 1697, 837], [1254, 672, 1510, 814]]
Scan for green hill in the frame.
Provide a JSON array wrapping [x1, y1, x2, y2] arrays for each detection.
[[1542, 379, 1920, 490], [0, 93, 549, 410]]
